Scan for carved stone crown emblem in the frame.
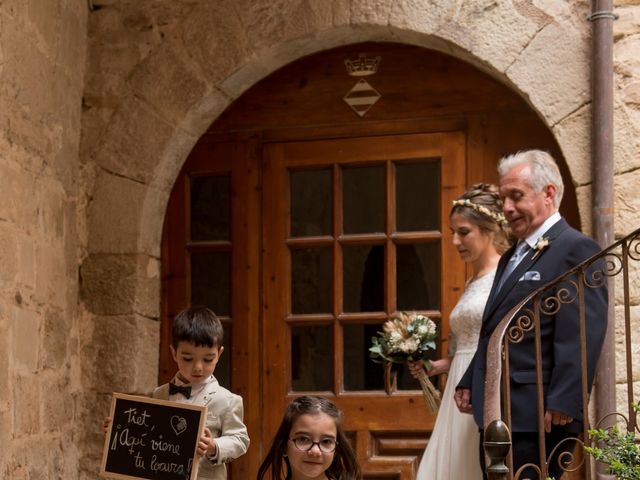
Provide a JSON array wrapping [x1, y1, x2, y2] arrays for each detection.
[[344, 53, 381, 77]]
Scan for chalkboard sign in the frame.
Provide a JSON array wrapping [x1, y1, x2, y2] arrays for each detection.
[[100, 393, 207, 480]]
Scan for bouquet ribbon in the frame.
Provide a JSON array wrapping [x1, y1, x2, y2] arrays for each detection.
[[415, 368, 441, 415]]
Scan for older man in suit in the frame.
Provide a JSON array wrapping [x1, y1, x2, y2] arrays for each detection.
[[455, 150, 608, 479]]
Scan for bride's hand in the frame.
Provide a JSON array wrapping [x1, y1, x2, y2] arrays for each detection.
[[425, 358, 452, 377], [408, 358, 452, 378], [407, 361, 426, 379]]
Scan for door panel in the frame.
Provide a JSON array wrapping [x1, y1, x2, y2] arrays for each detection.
[[162, 140, 261, 478], [262, 132, 466, 478]]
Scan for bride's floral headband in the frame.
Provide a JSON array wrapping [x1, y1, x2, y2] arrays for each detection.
[[452, 198, 508, 226]]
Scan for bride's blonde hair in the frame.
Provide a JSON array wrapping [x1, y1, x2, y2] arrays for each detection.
[[450, 183, 512, 254]]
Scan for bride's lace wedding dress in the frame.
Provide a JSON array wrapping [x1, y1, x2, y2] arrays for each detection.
[[416, 269, 495, 480]]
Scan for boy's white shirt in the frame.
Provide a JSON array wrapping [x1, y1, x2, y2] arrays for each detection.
[[522, 211, 561, 248], [170, 375, 220, 460], [153, 373, 250, 480]]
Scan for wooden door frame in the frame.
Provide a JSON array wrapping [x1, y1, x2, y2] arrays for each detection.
[[228, 136, 262, 478]]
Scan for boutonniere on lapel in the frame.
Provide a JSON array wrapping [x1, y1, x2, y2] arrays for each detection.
[[531, 236, 551, 260]]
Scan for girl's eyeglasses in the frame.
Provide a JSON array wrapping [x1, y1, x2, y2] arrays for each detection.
[[289, 436, 338, 453]]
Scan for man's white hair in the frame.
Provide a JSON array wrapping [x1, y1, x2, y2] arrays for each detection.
[[498, 150, 564, 209]]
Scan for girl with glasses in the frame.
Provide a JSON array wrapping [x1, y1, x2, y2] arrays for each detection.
[[257, 396, 362, 480]]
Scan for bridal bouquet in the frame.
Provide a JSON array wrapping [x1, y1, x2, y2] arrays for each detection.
[[369, 311, 441, 414]]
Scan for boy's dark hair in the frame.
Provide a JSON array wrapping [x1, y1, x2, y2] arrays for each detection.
[[257, 395, 362, 480], [171, 306, 224, 348]]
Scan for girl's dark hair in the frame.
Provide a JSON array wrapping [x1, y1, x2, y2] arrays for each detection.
[[450, 183, 513, 254], [171, 305, 224, 348], [257, 396, 362, 480]]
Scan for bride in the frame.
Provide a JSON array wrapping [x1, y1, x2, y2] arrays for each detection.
[[409, 183, 511, 479]]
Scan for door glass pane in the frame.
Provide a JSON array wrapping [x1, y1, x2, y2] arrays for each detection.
[[396, 243, 440, 310], [291, 169, 332, 237], [291, 325, 332, 391], [396, 161, 440, 231], [291, 248, 332, 314], [343, 323, 384, 391], [342, 165, 385, 234], [191, 251, 230, 316], [343, 245, 384, 313], [190, 174, 230, 241], [216, 323, 231, 388]]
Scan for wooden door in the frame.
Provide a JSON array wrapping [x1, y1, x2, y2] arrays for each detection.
[[261, 132, 466, 478], [162, 139, 262, 479]]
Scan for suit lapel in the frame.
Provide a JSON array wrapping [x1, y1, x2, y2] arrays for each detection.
[[482, 246, 514, 319], [156, 383, 170, 400], [196, 375, 219, 405], [482, 219, 569, 324]]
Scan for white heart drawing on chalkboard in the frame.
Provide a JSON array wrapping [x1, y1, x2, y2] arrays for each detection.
[[170, 415, 187, 436]]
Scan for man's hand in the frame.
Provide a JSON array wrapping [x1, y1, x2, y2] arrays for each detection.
[[454, 388, 472, 414], [544, 409, 573, 433]]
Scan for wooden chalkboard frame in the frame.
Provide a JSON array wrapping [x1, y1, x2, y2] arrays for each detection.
[[100, 393, 207, 480]]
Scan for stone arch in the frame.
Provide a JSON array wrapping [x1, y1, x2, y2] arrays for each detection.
[[82, 0, 592, 398]]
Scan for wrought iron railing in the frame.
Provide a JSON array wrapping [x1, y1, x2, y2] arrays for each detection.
[[483, 226, 640, 480]]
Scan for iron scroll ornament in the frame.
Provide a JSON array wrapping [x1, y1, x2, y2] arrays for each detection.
[[505, 246, 624, 344], [512, 435, 585, 480]]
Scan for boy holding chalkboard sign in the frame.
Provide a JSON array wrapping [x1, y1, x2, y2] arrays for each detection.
[[154, 306, 250, 479], [105, 306, 249, 480]]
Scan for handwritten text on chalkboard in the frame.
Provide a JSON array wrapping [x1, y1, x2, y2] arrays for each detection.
[[101, 393, 207, 480]]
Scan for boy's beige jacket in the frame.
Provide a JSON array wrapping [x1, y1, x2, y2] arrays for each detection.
[[153, 375, 250, 480]]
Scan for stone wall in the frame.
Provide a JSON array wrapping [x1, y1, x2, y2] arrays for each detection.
[[613, 1, 640, 406], [0, 0, 87, 478], [614, 1, 640, 234]]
